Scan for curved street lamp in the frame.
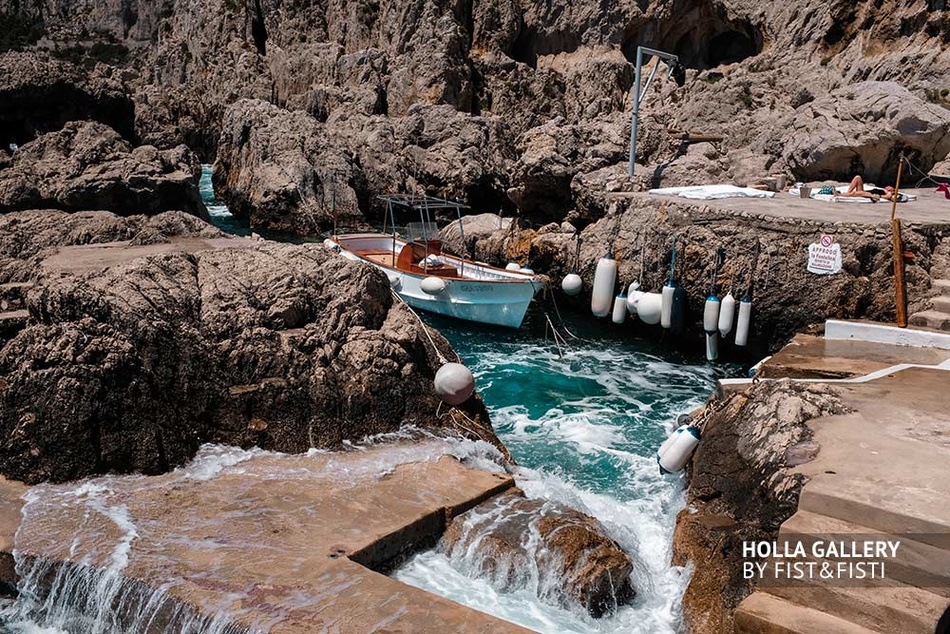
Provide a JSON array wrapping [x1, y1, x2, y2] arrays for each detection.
[[627, 46, 685, 177]]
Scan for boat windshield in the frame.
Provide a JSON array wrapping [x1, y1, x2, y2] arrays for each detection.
[[405, 221, 440, 242]]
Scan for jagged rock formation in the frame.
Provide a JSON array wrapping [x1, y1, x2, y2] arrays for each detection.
[[0, 210, 497, 484], [213, 98, 513, 234], [2, 1, 947, 230], [0, 121, 208, 219], [440, 489, 635, 618], [0, 52, 135, 149], [671, 380, 849, 633]]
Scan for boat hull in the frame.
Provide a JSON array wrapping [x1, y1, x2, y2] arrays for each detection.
[[329, 234, 540, 328]]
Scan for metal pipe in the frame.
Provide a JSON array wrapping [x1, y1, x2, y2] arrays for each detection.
[[627, 46, 680, 178]]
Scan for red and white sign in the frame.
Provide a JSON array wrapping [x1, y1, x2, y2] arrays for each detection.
[[808, 234, 842, 275]]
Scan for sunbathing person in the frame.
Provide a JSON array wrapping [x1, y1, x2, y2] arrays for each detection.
[[839, 175, 893, 202]]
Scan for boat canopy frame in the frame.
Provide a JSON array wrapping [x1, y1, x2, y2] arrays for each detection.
[[378, 194, 472, 274]]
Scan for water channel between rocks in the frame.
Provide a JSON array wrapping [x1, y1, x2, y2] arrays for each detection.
[[0, 168, 741, 633]]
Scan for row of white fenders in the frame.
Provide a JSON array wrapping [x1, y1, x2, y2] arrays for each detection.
[[547, 252, 719, 475], [561, 253, 752, 362]]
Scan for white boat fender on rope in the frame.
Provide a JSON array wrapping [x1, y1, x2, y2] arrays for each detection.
[[735, 296, 752, 347], [420, 276, 447, 295], [387, 272, 402, 291], [434, 362, 475, 405], [658, 426, 701, 474], [612, 294, 627, 324], [671, 285, 687, 334], [660, 283, 675, 329], [591, 252, 617, 318], [718, 291, 736, 337], [637, 292, 663, 325], [625, 282, 641, 314], [706, 332, 719, 362], [703, 294, 721, 334], [656, 424, 689, 461], [561, 273, 583, 296], [505, 262, 522, 271]]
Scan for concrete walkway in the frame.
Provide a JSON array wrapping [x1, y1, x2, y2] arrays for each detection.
[[623, 187, 950, 226], [1, 443, 531, 633], [732, 324, 950, 633]]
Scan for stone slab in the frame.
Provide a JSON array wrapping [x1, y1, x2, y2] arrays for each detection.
[[626, 187, 950, 227], [760, 334, 950, 379], [736, 591, 878, 634], [6, 443, 530, 633]]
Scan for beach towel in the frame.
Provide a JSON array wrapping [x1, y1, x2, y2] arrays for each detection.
[[649, 184, 775, 200]]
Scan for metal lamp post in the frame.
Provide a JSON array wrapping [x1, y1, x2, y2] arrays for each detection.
[[627, 46, 682, 178]]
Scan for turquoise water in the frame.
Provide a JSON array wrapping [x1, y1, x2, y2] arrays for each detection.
[[198, 165, 250, 237], [392, 312, 735, 632]]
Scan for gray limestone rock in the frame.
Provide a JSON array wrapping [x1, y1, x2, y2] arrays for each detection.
[[0, 225, 497, 484], [0, 121, 208, 219], [781, 82, 950, 183]]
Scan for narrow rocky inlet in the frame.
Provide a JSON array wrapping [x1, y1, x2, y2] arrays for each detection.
[[2, 0, 950, 632]]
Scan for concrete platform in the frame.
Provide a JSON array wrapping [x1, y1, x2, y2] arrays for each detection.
[[760, 333, 950, 379], [628, 187, 950, 226], [2, 443, 531, 633]]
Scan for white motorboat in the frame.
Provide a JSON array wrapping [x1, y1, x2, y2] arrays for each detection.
[[326, 195, 542, 328]]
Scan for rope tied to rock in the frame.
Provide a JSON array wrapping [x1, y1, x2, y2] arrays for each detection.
[[390, 289, 455, 365]]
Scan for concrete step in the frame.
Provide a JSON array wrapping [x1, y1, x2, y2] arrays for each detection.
[[735, 592, 879, 634], [769, 511, 950, 629], [780, 509, 950, 596], [909, 309, 950, 331], [933, 279, 950, 297], [932, 296, 950, 314], [0, 282, 31, 312], [0, 309, 28, 340]]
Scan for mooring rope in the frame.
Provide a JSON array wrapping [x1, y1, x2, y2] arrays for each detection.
[[390, 289, 455, 365]]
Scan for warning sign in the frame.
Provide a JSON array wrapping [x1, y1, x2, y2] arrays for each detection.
[[808, 234, 842, 275]]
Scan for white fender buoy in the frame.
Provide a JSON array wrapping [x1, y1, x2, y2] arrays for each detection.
[[735, 298, 752, 346], [420, 277, 447, 295], [656, 424, 689, 460], [626, 289, 644, 315], [706, 332, 719, 361], [434, 363, 475, 405], [612, 294, 627, 324], [387, 273, 402, 291], [703, 294, 721, 333], [660, 284, 675, 329], [718, 292, 736, 337], [561, 273, 583, 296], [591, 252, 617, 318], [659, 426, 701, 473], [636, 292, 663, 325], [505, 262, 522, 271], [520, 267, 534, 274]]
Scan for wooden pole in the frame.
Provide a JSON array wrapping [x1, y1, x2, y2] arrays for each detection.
[[890, 157, 907, 327]]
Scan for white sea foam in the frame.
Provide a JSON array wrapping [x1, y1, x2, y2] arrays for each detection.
[[392, 332, 722, 633]]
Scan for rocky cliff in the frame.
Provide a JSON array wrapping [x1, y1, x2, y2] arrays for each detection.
[[0, 210, 498, 484], [671, 380, 849, 633], [2, 1, 948, 231]]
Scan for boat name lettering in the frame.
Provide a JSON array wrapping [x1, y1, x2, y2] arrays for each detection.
[[466, 284, 492, 293]]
